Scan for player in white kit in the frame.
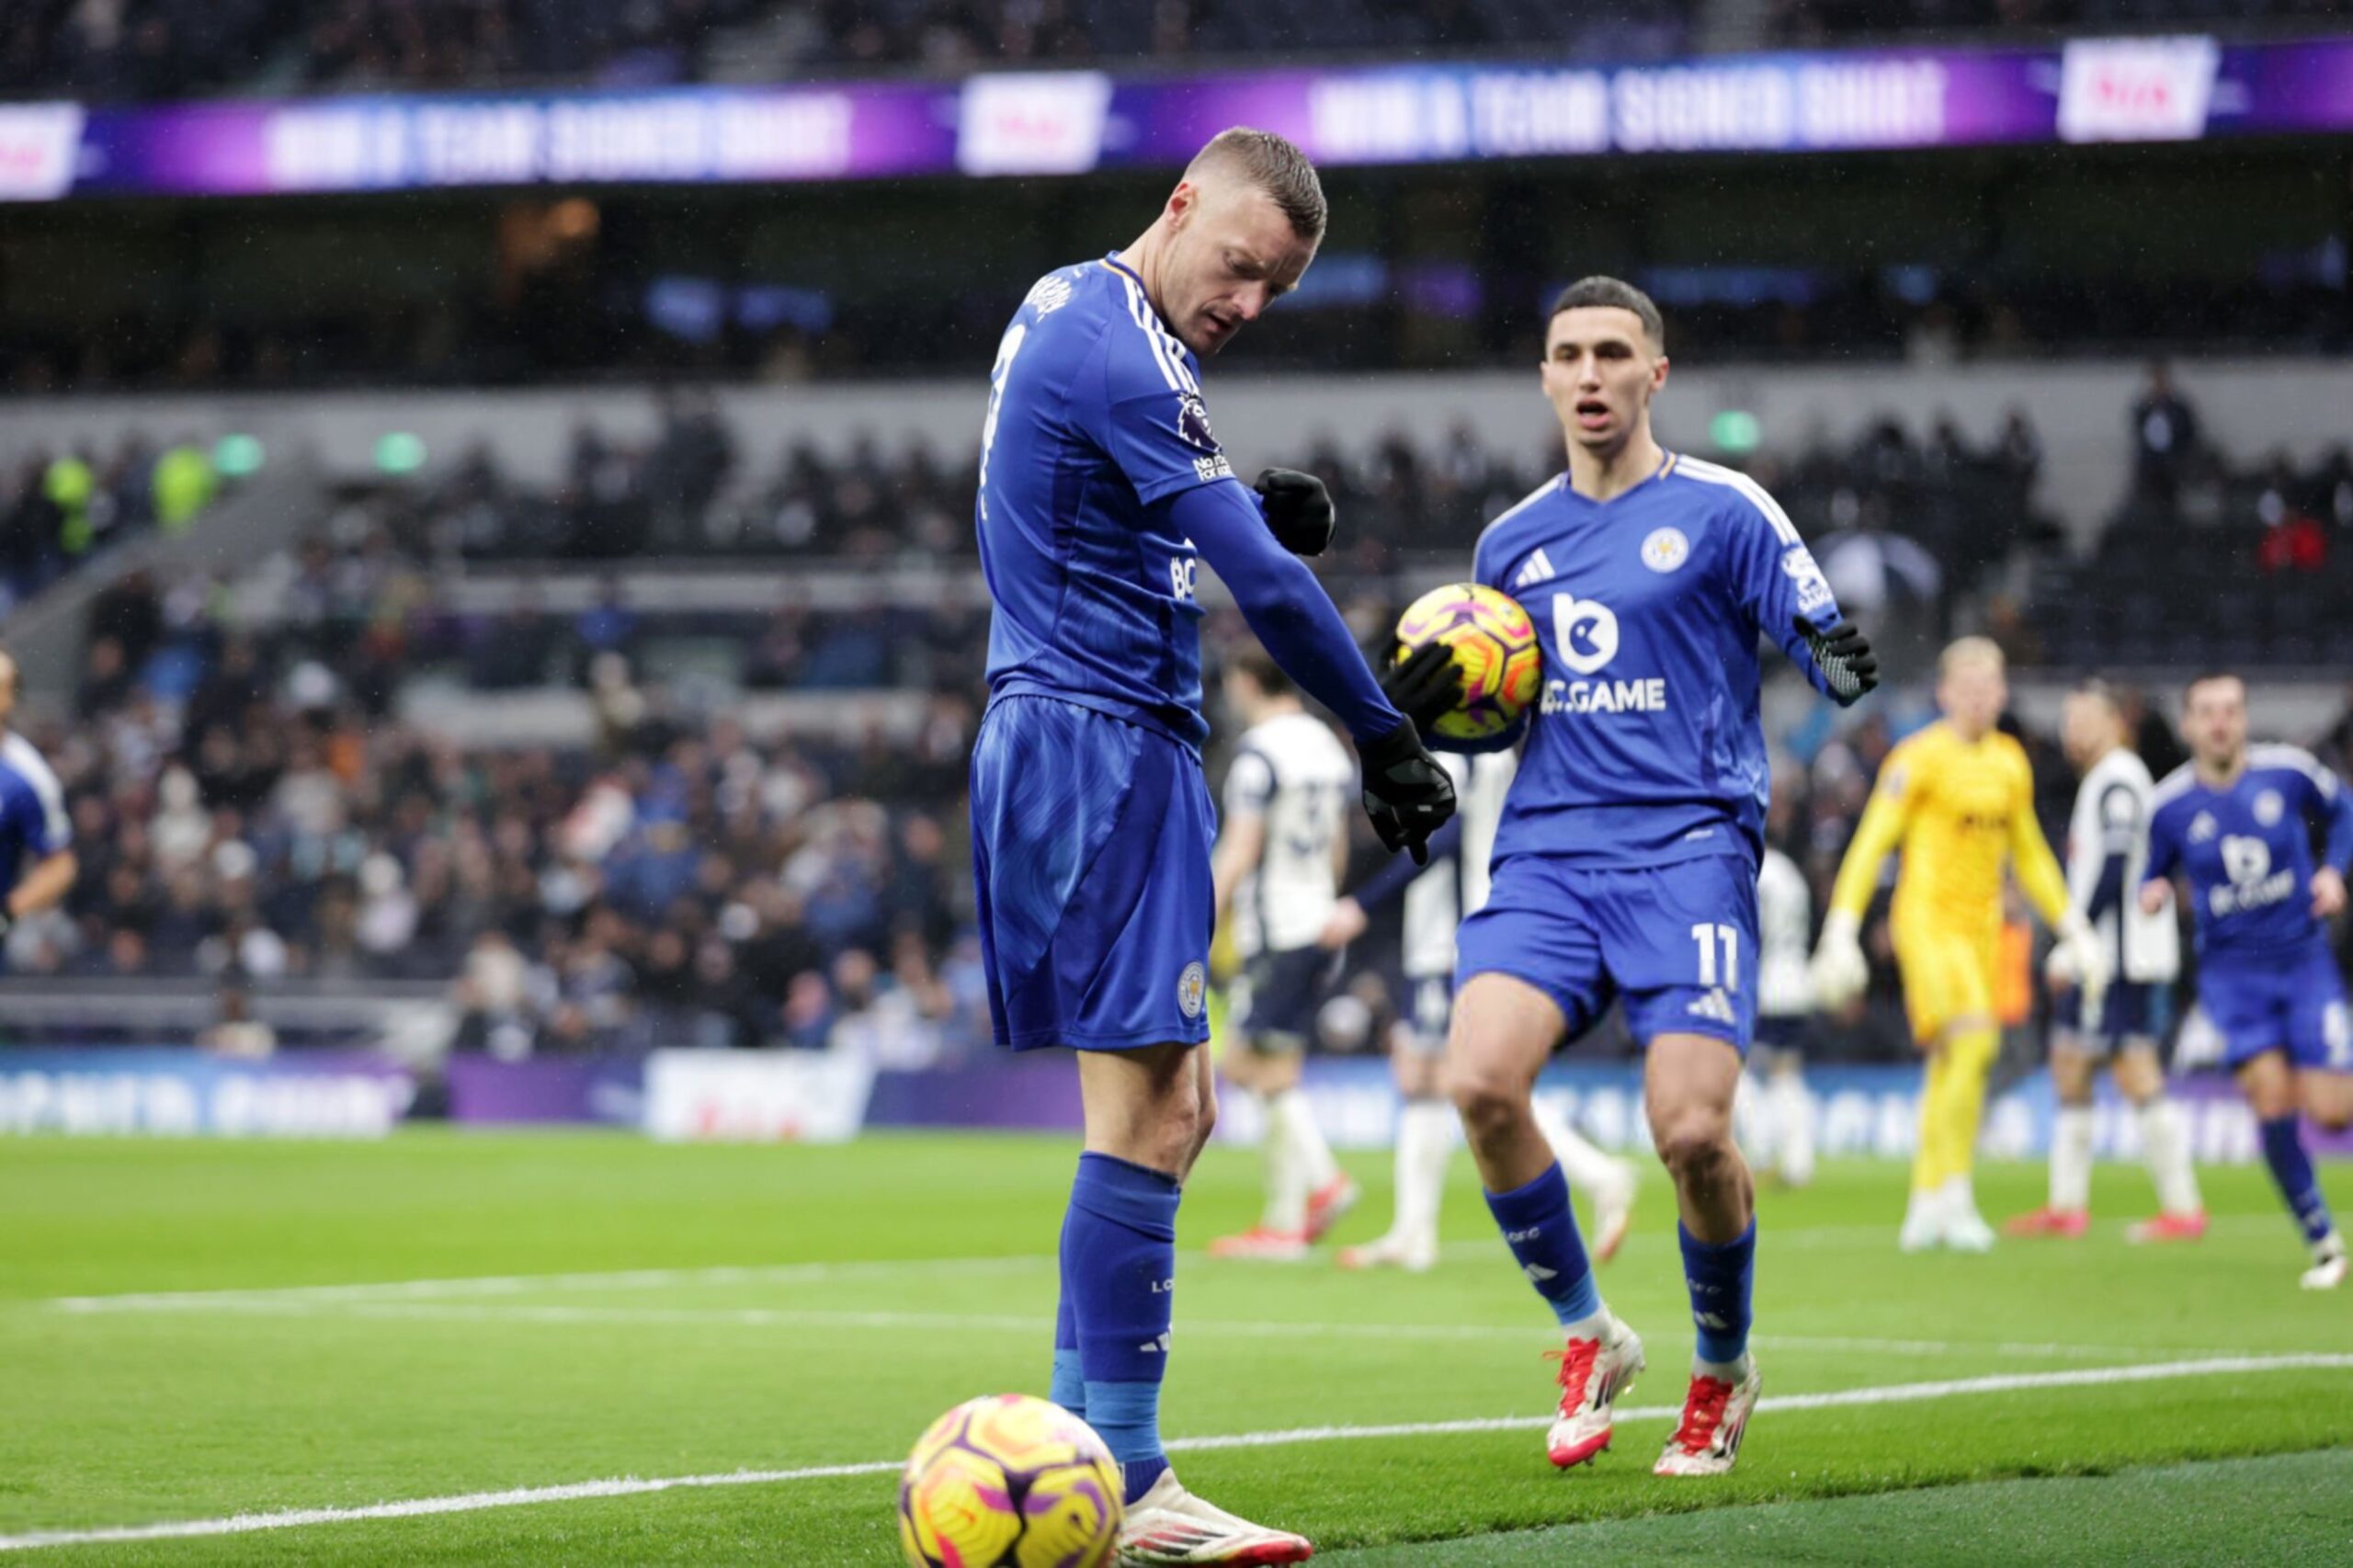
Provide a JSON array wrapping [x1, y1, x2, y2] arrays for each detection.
[[1744, 842, 1817, 1188], [1317, 749, 1638, 1272], [1207, 649, 1363, 1259], [2007, 679, 2205, 1241]]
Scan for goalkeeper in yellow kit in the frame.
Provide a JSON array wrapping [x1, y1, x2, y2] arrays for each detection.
[[1810, 638, 2109, 1252]]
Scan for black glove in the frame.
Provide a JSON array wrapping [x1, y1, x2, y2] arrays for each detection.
[[1380, 641, 1462, 734], [1254, 468, 1336, 557], [1358, 718, 1457, 866], [1797, 616, 1880, 703]]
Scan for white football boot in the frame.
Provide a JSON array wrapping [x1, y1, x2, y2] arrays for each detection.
[[1654, 1356, 1764, 1478], [1545, 1313, 1645, 1469], [1898, 1188, 1946, 1254], [1118, 1469, 1313, 1565], [1942, 1205, 1997, 1254], [1335, 1231, 1437, 1273], [2301, 1232, 2347, 1291]]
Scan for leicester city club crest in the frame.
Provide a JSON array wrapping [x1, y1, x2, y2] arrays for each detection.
[[1177, 961, 1207, 1019], [1641, 527, 1689, 574]]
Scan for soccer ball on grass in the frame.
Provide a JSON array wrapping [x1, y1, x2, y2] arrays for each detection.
[[897, 1393, 1123, 1568]]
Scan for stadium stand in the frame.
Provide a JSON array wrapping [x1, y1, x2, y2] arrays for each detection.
[[0, 0, 1688, 102]]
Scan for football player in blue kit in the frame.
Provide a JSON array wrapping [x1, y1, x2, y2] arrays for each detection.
[[0, 651, 77, 971], [2141, 673, 2353, 1290], [1380, 278, 1877, 1479], [968, 128, 1455, 1563]]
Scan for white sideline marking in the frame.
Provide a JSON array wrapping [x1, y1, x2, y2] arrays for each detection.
[[3, 1355, 2349, 1553], [66, 1295, 2232, 1363], [44, 1212, 2303, 1314], [47, 1255, 1049, 1313]]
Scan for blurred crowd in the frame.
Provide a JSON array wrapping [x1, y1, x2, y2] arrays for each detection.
[[1769, 0, 2352, 40], [10, 396, 2352, 1065], [1, 436, 222, 613], [8, 673, 989, 1062], [2016, 365, 2353, 671], [10, 268, 2346, 401], [0, 0, 1679, 102]]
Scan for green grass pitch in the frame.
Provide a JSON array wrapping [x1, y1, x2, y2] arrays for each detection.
[[3, 1130, 2350, 1563]]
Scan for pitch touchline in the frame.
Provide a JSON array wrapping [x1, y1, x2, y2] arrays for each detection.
[[40, 1212, 2296, 1313], [2, 1355, 2348, 1554], [59, 1295, 2234, 1363]]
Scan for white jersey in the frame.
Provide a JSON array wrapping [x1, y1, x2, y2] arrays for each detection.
[[2066, 746, 2180, 983], [1225, 710, 1356, 957], [1401, 751, 1518, 979], [1756, 846, 1813, 1018]]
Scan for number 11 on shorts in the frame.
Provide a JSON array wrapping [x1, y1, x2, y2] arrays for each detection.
[[1691, 923, 1739, 992]]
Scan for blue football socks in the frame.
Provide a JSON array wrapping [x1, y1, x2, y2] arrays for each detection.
[[1049, 1210, 1086, 1418], [1679, 1220, 1756, 1367], [1485, 1161, 1601, 1327], [1063, 1152, 1181, 1504], [2260, 1116, 2335, 1247]]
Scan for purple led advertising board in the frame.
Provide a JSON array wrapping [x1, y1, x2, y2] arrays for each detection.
[[3, 35, 2343, 201]]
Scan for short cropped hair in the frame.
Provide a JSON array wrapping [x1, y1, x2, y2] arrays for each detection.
[[2072, 676, 2120, 714], [1938, 635, 2006, 679], [1189, 128, 1326, 241], [2182, 670, 2244, 706], [1547, 277, 1665, 353]]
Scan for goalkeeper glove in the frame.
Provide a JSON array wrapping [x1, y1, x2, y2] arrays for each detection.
[[1380, 642, 1461, 735], [1796, 616, 1880, 704], [1358, 718, 1457, 865], [1254, 468, 1336, 557], [1808, 909, 1870, 1009], [2050, 911, 2110, 1016]]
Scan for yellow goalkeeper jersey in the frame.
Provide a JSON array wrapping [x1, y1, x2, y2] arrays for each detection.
[[1828, 721, 2072, 937]]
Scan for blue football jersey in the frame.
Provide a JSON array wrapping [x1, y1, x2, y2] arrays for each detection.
[[0, 731, 69, 905], [1471, 453, 1849, 869], [2146, 744, 2353, 960], [976, 256, 1239, 749]]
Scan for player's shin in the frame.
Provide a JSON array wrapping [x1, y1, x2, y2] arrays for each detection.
[[1680, 1221, 1756, 1375], [1771, 1070, 1814, 1187], [1486, 1161, 1602, 1330], [2051, 1105, 2096, 1215], [2139, 1097, 2203, 1218], [1063, 1152, 1181, 1504], [2259, 1116, 2337, 1252], [1394, 1096, 1452, 1253], [1051, 1221, 1086, 1420]]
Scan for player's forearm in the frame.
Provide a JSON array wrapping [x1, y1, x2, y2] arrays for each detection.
[[1168, 483, 1401, 744], [1826, 801, 1901, 919], [2013, 822, 2075, 931], [7, 851, 76, 920], [1348, 817, 1462, 911], [2325, 791, 2353, 876]]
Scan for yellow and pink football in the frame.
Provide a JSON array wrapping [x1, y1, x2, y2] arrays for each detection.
[[898, 1393, 1122, 1568], [1394, 582, 1543, 741]]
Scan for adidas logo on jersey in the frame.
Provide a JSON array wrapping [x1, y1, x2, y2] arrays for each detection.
[[1523, 1262, 1559, 1285], [1687, 988, 1737, 1026], [1138, 1332, 1172, 1354], [1513, 549, 1557, 588]]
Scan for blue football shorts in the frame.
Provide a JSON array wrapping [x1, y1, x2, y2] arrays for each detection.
[[2051, 979, 2171, 1055], [2198, 945, 2353, 1073], [970, 695, 1215, 1052], [1455, 851, 1756, 1054]]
